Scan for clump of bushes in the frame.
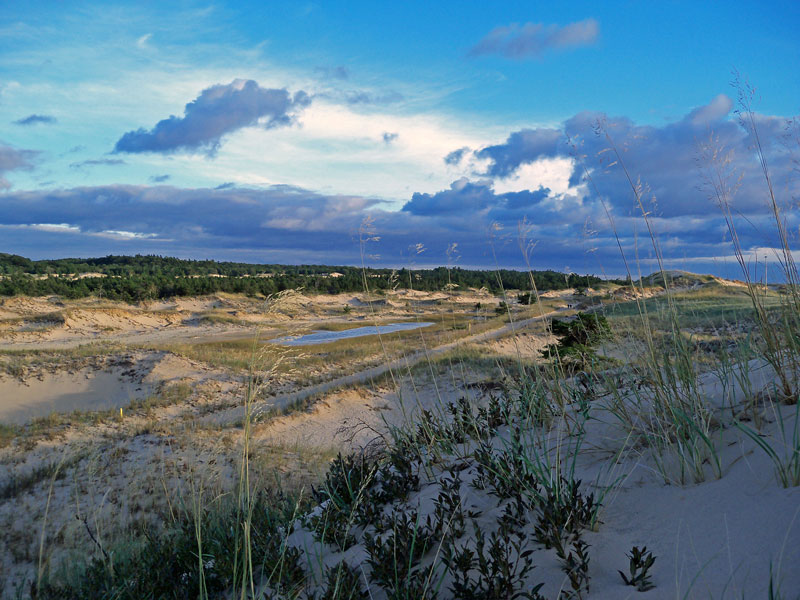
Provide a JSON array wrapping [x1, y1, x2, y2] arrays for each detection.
[[543, 312, 613, 368]]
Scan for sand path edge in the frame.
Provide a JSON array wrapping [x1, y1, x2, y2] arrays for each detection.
[[206, 308, 565, 426]]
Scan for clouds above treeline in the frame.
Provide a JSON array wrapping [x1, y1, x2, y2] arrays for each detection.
[[469, 19, 599, 59], [0, 184, 387, 264], [1, 96, 797, 276], [0, 178, 787, 276], [113, 79, 311, 156]]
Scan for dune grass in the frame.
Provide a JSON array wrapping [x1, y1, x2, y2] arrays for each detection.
[[20, 270, 796, 598], [12, 278, 798, 598]]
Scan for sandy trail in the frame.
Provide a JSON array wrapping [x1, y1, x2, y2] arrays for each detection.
[[208, 309, 565, 425]]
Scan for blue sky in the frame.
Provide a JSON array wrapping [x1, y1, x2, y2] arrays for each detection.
[[1, 1, 798, 276]]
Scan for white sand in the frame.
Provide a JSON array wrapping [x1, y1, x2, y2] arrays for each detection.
[[0, 368, 154, 424]]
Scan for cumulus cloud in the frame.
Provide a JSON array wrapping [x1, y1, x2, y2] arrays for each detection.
[[113, 79, 311, 156], [686, 93, 734, 126], [469, 18, 599, 59], [470, 94, 799, 219], [0, 142, 37, 189], [1, 98, 796, 275], [403, 178, 494, 216], [399, 179, 573, 247], [403, 178, 550, 218], [475, 129, 563, 177], [13, 114, 57, 126]]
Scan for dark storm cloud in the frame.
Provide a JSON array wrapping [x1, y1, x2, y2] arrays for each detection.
[[113, 79, 311, 156], [13, 114, 57, 126], [469, 19, 599, 59]]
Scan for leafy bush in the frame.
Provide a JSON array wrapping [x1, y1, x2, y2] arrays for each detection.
[[319, 561, 369, 600], [445, 519, 544, 600], [543, 312, 613, 367], [364, 508, 442, 600], [618, 546, 656, 592]]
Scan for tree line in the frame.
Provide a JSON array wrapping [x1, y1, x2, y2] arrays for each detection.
[[0, 253, 620, 302]]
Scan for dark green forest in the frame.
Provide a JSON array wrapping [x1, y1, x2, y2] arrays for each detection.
[[0, 253, 620, 302]]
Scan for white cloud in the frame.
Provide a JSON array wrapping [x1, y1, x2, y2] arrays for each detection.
[[30, 223, 80, 233], [99, 230, 158, 239], [192, 98, 514, 204], [491, 157, 575, 195], [136, 33, 152, 49]]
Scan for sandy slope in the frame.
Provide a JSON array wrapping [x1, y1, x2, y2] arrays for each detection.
[[282, 360, 800, 599], [0, 290, 502, 351]]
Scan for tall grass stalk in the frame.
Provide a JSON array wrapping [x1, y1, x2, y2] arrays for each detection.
[[233, 341, 254, 598], [595, 122, 719, 484], [36, 458, 65, 594], [698, 76, 800, 404], [189, 476, 213, 600]]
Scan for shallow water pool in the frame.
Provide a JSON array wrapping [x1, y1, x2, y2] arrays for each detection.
[[270, 321, 434, 346]]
